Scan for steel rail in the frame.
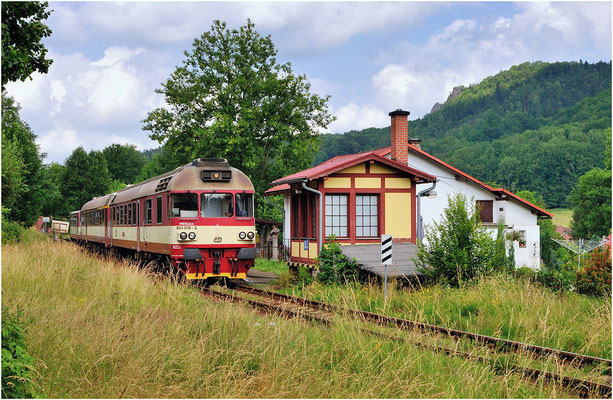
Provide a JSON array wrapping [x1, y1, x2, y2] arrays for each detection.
[[203, 286, 612, 398], [234, 283, 612, 370]]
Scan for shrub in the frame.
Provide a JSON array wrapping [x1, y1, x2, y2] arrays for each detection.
[[1, 308, 36, 398], [576, 245, 612, 297], [415, 193, 499, 286], [317, 236, 361, 285], [1, 220, 25, 244], [537, 260, 577, 293]]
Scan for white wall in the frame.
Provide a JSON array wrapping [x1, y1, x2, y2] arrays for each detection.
[[406, 152, 542, 269]]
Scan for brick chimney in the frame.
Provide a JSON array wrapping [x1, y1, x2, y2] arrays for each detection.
[[389, 109, 410, 164], [408, 138, 421, 150]]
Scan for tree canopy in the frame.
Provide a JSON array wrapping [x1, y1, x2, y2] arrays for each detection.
[[143, 20, 334, 216], [1, 1, 53, 87], [568, 168, 612, 239], [102, 144, 145, 184]]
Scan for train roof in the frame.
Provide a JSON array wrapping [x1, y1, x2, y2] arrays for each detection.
[[79, 158, 254, 211]]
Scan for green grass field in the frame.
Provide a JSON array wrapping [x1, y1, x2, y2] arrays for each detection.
[[549, 208, 573, 228], [2, 237, 609, 398]]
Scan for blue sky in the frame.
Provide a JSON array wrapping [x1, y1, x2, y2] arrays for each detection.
[[5, 1, 611, 163]]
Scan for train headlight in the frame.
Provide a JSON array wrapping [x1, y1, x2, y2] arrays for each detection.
[[188, 232, 196, 240], [238, 231, 246, 240], [179, 232, 188, 240], [247, 231, 255, 240]]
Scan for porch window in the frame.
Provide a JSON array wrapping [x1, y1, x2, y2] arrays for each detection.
[[356, 195, 378, 237], [325, 194, 348, 238]]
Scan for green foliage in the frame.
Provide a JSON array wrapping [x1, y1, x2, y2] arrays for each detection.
[[568, 168, 612, 239], [415, 193, 501, 286], [1, 94, 45, 226], [60, 147, 112, 213], [493, 219, 514, 273], [514, 266, 537, 282], [1, 207, 25, 244], [102, 144, 145, 184], [537, 259, 577, 293], [576, 245, 612, 297], [1, 1, 53, 87], [316, 61, 611, 208], [317, 236, 360, 285], [1, 308, 35, 398], [142, 20, 334, 218]]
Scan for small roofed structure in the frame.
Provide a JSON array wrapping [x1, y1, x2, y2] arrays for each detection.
[[266, 151, 435, 276]]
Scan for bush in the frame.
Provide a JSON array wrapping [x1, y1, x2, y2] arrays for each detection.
[[576, 245, 612, 297], [415, 193, 501, 286], [316, 236, 361, 285], [1, 308, 36, 398], [1, 221, 24, 244], [514, 266, 537, 282], [537, 260, 577, 293]]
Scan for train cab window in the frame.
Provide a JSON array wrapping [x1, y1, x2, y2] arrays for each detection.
[[201, 193, 233, 218], [156, 196, 162, 224], [171, 193, 198, 217], [235, 193, 253, 217], [145, 199, 152, 224]]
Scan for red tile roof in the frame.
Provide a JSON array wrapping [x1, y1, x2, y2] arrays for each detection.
[[265, 150, 435, 195], [376, 145, 553, 218]]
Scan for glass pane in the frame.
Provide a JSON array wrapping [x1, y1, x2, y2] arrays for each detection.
[[235, 193, 253, 217], [371, 216, 378, 226], [340, 227, 347, 237], [372, 196, 378, 206], [333, 205, 339, 215], [332, 196, 338, 205], [333, 216, 339, 227], [340, 196, 347, 205], [340, 205, 347, 216], [325, 196, 332, 206], [201, 193, 233, 217], [371, 205, 377, 215], [356, 227, 363, 237], [172, 193, 198, 217], [356, 216, 363, 227], [356, 196, 362, 206], [325, 215, 332, 226]]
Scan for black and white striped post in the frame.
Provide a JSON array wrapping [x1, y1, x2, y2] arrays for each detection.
[[381, 235, 392, 300]]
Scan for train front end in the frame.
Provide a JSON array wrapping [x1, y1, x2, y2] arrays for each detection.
[[168, 158, 256, 280]]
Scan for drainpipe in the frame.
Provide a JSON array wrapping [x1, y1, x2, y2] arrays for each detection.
[[416, 180, 437, 242], [301, 180, 323, 253]]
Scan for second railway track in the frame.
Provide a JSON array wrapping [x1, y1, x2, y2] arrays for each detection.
[[202, 283, 612, 398]]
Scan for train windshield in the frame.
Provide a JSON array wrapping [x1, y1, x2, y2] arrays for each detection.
[[171, 193, 198, 217], [235, 193, 253, 217], [201, 193, 234, 218]]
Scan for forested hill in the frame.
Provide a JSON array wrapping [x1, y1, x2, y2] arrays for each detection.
[[316, 61, 612, 208]]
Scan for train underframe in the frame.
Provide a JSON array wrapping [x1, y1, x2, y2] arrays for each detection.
[[72, 239, 253, 281]]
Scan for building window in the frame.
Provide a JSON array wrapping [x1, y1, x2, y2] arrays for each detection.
[[519, 230, 526, 248], [476, 200, 493, 223], [325, 194, 348, 238], [157, 196, 162, 224], [292, 195, 299, 238], [356, 195, 378, 237], [311, 194, 317, 238]]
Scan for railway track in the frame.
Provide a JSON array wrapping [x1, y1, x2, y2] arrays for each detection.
[[201, 283, 612, 398]]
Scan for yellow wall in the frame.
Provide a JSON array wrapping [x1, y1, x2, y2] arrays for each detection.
[[355, 177, 381, 188], [385, 177, 412, 188], [384, 193, 412, 239], [339, 163, 365, 174], [291, 241, 300, 257], [324, 177, 351, 188], [370, 163, 397, 173], [309, 245, 319, 259]]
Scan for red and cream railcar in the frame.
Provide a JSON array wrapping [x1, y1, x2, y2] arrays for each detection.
[[69, 158, 256, 280]]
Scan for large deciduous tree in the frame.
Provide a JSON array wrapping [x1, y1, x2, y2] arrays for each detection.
[[143, 20, 334, 216], [102, 144, 145, 184], [60, 148, 112, 213], [568, 168, 612, 239], [1, 1, 53, 87]]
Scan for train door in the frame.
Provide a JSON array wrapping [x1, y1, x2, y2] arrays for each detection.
[[104, 208, 109, 247], [136, 201, 141, 252], [77, 211, 81, 240]]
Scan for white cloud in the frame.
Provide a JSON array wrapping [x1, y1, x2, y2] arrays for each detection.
[[4, 46, 163, 162], [330, 103, 388, 133]]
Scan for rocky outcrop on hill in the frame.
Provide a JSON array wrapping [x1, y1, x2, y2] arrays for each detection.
[[429, 85, 465, 115]]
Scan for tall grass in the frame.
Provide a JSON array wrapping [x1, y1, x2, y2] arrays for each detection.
[[2, 241, 579, 398], [286, 276, 612, 359]]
